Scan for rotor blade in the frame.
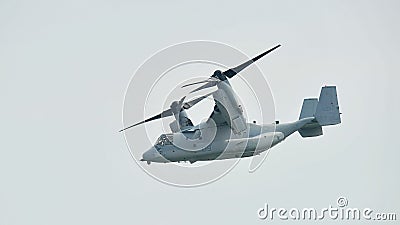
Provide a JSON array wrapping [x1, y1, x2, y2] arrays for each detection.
[[119, 94, 210, 132], [189, 81, 218, 93], [119, 108, 174, 132], [223, 44, 281, 78], [178, 96, 186, 105], [182, 92, 214, 110], [181, 77, 219, 88]]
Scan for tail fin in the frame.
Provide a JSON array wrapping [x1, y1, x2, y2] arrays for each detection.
[[299, 98, 318, 119], [298, 98, 322, 137], [298, 86, 341, 137], [315, 86, 341, 126]]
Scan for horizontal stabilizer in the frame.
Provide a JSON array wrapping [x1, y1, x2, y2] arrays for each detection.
[[298, 124, 323, 137]]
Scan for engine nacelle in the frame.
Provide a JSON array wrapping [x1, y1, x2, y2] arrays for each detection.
[[169, 100, 193, 132]]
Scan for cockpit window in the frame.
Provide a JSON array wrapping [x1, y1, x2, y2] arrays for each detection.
[[155, 134, 173, 146]]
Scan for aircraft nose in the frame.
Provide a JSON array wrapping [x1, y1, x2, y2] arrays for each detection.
[[141, 147, 157, 161]]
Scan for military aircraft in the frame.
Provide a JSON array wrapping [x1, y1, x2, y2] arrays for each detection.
[[120, 44, 341, 165]]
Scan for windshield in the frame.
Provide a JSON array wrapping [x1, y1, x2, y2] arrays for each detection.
[[155, 134, 173, 146]]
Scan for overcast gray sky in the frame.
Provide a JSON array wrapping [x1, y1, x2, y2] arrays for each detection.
[[0, 0, 399, 224]]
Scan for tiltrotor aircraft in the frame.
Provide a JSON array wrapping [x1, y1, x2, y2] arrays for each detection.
[[120, 44, 341, 165]]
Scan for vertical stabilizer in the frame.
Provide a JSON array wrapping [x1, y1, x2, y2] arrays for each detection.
[[315, 86, 341, 126], [299, 98, 318, 119]]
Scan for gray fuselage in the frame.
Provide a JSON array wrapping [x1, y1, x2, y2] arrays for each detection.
[[141, 117, 315, 164]]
